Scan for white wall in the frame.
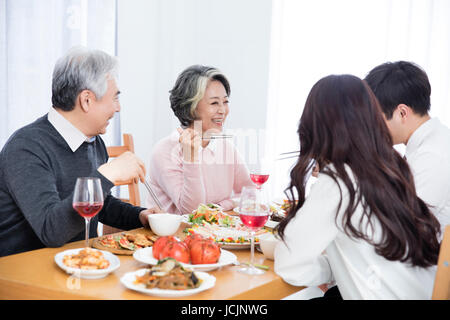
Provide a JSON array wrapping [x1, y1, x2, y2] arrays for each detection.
[[116, 0, 273, 204]]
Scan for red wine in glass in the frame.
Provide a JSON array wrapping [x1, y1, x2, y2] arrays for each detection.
[[238, 186, 270, 275], [250, 173, 269, 189], [240, 213, 269, 230], [73, 202, 103, 218], [73, 177, 104, 248]]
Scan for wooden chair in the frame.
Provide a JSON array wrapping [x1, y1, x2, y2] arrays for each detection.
[[432, 225, 450, 300], [102, 133, 141, 235]]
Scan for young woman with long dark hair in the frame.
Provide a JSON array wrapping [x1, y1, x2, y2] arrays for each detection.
[[274, 74, 441, 299]]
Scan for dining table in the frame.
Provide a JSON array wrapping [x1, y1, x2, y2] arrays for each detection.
[[0, 222, 302, 300]]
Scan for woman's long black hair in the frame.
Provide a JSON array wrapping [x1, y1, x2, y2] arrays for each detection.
[[275, 74, 440, 267]]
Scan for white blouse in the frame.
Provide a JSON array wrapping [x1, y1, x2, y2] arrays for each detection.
[[274, 165, 437, 300]]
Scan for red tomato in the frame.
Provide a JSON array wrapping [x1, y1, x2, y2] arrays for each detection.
[[159, 241, 190, 264], [190, 239, 221, 264], [152, 236, 176, 259], [183, 233, 203, 249]]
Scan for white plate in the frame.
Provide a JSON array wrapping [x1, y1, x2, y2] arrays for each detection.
[[120, 269, 215, 297], [133, 247, 237, 271], [54, 248, 120, 279], [219, 242, 251, 250]]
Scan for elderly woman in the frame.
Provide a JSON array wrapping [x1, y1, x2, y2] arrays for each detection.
[[146, 65, 254, 214]]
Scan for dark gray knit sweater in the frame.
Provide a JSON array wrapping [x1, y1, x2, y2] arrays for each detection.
[[0, 114, 144, 257]]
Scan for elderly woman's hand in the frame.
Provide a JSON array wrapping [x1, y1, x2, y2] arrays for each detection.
[[177, 127, 202, 162]]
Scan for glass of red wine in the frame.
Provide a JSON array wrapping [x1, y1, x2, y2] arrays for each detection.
[[249, 162, 270, 189], [238, 186, 270, 275], [73, 177, 104, 248]]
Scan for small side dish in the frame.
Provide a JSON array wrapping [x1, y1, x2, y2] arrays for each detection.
[[54, 248, 120, 279], [62, 247, 110, 270]]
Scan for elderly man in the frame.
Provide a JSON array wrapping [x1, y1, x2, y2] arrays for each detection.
[[0, 47, 159, 257], [365, 61, 450, 238]]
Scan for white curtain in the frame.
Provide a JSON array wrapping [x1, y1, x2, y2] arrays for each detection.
[[266, 0, 450, 199], [0, 0, 119, 148]]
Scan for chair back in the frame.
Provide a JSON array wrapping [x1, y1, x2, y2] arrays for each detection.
[[432, 225, 450, 300], [102, 133, 141, 235]]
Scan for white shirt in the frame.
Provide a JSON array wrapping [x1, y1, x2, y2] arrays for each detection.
[[274, 165, 437, 300], [405, 117, 450, 238], [47, 108, 95, 152]]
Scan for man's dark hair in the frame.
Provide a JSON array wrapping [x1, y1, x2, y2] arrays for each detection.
[[364, 61, 431, 119]]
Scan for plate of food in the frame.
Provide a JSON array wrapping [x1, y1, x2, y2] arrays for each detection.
[[185, 203, 269, 249], [92, 232, 158, 255], [120, 258, 216, 297], [54, 247, 120, 279], [133, 237, 237, 271], [186, 223, 268, 249], [182, 203, 237, 227], [272, 198, 297, 212]]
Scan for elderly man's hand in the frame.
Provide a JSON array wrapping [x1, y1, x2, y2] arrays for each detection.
[[97, 151, 146, 184], [139, 207, 162, 227]]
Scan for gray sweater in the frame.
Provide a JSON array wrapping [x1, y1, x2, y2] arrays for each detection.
[[0, 115, 144, 256]]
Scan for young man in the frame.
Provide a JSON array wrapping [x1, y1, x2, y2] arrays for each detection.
[[0, 47, 160, 257], [365, 61, 450, 238]]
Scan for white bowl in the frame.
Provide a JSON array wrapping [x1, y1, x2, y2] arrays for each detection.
[[258, 233, 279, 260], [148, 213, 182, 236]]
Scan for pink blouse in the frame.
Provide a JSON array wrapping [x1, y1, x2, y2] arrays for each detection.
[[146, 131, 254, 214]]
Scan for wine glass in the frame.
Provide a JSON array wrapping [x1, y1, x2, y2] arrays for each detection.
[[238, 186, 270, 275], [249, 162, 270, 189], [72, 177, 104, 248]]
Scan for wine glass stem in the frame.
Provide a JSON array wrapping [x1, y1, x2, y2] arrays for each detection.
[[85, 217, 90, 248], [250, 230, 255, 267]]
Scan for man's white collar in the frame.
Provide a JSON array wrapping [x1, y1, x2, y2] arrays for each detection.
[[48, 108, 95, 152]]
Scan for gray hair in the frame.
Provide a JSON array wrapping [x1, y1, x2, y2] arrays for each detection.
[[169, 65, 230, 127], [51, 46, 118, 111]]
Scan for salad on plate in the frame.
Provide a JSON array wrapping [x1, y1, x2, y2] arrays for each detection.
[[187, 203, 235, 227], [184, 203, 269, 248]]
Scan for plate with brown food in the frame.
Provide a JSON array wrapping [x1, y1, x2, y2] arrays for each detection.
[[54, 247, 120, 279], [92, 232, 158, 255], [120, 258, 216, 297]]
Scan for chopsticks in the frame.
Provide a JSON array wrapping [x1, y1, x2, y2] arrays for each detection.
[[202, 134, 234, 140], [276, 150, 300, 161], [279, 150, 300, 156], [143, 180, 163, 211]]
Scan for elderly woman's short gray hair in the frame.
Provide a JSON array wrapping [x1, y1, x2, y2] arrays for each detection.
[[170, 65, 230, 127], [51, 46, 118, 111]]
